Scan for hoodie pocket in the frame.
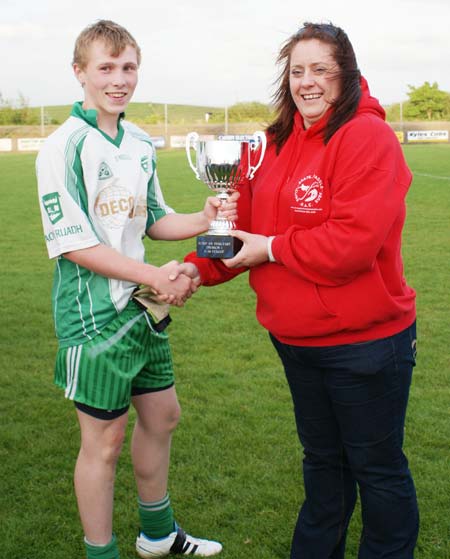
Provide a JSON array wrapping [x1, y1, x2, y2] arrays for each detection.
[[251, 266, 341, 338], [317, 265, 413, 333]]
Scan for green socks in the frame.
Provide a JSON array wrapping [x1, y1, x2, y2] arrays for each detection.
[[84, 533, 119, 559], [83, 494, 174, 558], [138, 493, 175, 538]]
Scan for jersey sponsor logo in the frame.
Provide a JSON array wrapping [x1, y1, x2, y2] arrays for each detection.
[[45, 224, 83, 242], [140, 155, 149, 173], [94, 184, 147, 229], [42, 192, 63, 224], [292, 174, 324, 213], [98, 162, 113, 180]]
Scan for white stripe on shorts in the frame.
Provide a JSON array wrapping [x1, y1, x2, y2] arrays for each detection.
[[65, 345, 82, 400]]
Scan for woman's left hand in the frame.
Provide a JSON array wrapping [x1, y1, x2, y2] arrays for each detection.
[[222, 230, 269, 268]]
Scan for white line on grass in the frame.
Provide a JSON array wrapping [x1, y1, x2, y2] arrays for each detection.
[[413, 172, 450, 181]]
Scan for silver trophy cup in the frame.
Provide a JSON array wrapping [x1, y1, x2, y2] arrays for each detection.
[[186, 132, 266, 258]]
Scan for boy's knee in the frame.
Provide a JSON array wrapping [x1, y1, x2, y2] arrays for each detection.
[[101, 426, 127, 463], [166, 401, 181, 431], [146, 400, 181, 435], [153, 400, 181, 434]]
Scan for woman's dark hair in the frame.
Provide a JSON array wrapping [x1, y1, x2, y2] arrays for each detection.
[[267, 22, 361, 151]]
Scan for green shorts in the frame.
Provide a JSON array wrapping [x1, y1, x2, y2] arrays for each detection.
[[54, 302, 174, 411]]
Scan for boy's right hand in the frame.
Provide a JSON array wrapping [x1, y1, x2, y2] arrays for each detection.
[[151, 260, 198, 306], [168, 262, 201, 288]]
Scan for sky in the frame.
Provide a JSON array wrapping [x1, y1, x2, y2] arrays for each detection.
[[1, 0, 448, 109]]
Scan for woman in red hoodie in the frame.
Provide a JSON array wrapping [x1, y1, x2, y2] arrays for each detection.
[[182, 22, 418, 558]]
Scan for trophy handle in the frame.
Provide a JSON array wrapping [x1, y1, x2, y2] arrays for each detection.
[[247, 131, 267, 179], [185, 132, 200, 180]]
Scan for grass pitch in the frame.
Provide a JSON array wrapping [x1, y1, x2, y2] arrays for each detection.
[[0, 144, 449, 558]]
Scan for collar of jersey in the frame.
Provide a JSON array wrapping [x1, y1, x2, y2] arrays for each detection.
[[71, 102, 125, 147]]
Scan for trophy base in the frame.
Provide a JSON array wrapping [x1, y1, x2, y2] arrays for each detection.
[[197, 234, 243, 259]]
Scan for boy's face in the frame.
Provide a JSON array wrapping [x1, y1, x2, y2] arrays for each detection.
[[74, 40, 138, 121]]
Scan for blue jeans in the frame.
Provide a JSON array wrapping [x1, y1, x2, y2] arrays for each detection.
[[270, 323, 419, 559]]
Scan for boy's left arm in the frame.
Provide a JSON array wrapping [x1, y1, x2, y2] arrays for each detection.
[[147, 193, 239, 241]]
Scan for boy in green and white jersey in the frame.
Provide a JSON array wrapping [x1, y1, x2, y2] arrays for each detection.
[[38, 102, 181, 346], [36, 20, 235, 559]]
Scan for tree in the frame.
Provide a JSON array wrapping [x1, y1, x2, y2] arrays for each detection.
[[0, 92, 15, 125], [0, 92, 39, 125], [227, 102, 274, 123], [210, 102, 274, 124], [384, 102, 402, 122], [404, 81, 450, 120]]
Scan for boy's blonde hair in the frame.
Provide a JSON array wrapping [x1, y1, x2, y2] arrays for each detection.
[[73, 20, 141, 69]]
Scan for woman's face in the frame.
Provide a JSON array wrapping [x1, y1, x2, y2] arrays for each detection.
[[289, 39, 341, 129]]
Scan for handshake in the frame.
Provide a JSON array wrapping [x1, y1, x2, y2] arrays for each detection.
[[139, 260, 201, 309], [136, 190, 240, 309], [132, 261, 200, 331], [141, 224, 273, 311]]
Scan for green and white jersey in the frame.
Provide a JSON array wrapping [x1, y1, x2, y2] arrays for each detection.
[[36, 102, 173, 347]]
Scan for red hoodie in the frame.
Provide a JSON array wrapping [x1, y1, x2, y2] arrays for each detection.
[[185, 78, 416, 346]]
